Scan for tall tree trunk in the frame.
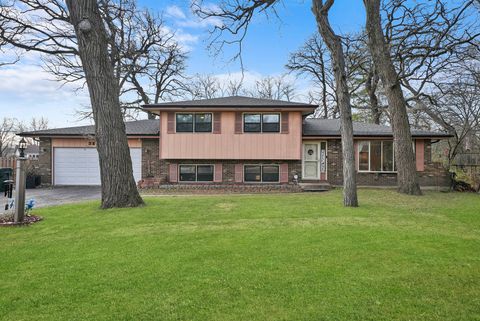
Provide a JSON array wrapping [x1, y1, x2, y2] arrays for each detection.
[[364, 0, 422, 195], [312, 0, 358, 207], [66, 0, 144, 208], [365, 69, 381, 124]]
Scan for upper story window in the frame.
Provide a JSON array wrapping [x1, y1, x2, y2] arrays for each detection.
[[358, 140, 395, 172], [243, 113, 280, 133], [176, 113, 212, 133]]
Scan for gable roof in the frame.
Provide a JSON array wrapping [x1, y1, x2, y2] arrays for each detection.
[[303, 118, 452, 138], [18, 118, 451, 139], [143, 95, 317, 109], [19, 119, 160, 137]]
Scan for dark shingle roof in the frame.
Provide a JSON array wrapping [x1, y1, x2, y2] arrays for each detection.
[[19, 119, 159, 137], [143, 95, 317, 108], [303, 119, 452, 138]]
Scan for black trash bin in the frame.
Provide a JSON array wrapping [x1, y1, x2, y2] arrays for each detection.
[[0, 168, 13, 193], [26, 175, 41, 189]]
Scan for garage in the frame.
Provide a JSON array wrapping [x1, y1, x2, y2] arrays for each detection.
[[53, 147, 142, 186]]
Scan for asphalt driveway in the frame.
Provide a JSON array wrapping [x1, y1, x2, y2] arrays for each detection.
[[25, 186, 101, 208]]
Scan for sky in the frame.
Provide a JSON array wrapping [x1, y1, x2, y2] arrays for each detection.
[[0, 0, 366, 128]]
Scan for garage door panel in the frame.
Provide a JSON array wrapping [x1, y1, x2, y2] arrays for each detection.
[[54, 148, 141, 186]]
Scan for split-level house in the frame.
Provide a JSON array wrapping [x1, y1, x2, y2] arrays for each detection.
[[19, 96, 451, 188]]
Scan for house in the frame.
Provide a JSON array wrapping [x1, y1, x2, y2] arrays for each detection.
[[19, 96, 452, 188], [16, 144, 40, 160]]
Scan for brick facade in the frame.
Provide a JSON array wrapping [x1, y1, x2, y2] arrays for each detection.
[[325, 139, 450, 187], [142, 159, 303, 185], [38, 136, 450, 189], [38, 138, 52, 186]]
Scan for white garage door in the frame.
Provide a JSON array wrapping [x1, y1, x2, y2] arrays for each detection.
[[54, 148, 142, 186]]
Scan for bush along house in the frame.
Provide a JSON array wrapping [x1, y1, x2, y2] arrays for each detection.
[[19, 96, 452, 191]]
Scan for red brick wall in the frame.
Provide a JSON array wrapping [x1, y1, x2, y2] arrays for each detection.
[[326, 139, 450, 187]]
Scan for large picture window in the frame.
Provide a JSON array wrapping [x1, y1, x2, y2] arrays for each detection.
[[357, 140, 395, 172], [179, 165, 214, 182], [244, 165, 279, 182], [243, 113, 280, 133], [176, 113, 212, 133]]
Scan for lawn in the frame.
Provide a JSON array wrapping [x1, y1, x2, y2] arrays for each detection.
[[1, 190, 480, 321]]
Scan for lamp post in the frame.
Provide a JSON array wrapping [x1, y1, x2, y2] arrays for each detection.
[[14, 138, 27, 223]]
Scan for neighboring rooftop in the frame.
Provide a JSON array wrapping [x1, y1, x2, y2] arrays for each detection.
[[143, 96, 317, 110], [19, 119, 160, 137], [303, 118, 452, 138]]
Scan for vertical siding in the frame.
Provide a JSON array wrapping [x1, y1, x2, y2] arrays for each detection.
[[415, 139, 425, 171], [160, 111, 303, 160], [52, 138, 142, 148]]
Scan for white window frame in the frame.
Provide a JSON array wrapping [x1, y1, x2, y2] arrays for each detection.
[[175, 112, 213, 133], [243, 164, 280, 183], [178, 164, 214, 182], [357, 140, 396, 173], [242, 112, 281, 133]]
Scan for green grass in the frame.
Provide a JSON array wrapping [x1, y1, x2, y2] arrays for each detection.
[[1, 190, 480, 321]]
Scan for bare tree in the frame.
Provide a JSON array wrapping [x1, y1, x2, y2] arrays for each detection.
[[0, 118, 16, 157], [424, 59, 480, 166], [364, 0, 422, 195], [16, 117, 49, 145], [65, 0, 143, 208], [249, 75, 296, 101], [193, 0, 358, 206], [312, 0, 358, 207], [382, 0, 479, 135], [181, 74, 222, 100], [286, 34, 336, 118], [1, 0, 187, 120]]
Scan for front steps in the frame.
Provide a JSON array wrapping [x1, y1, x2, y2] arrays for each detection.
[[299, 182, 332, 192]]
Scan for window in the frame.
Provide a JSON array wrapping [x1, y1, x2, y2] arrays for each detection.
[[262, 165, 280, 182], [358, 141, 370, 171], [179, 165, 214, 182], [195, 114, 212, 132], [244, 114, 261, 132], [176, 114, 193, 132], [176, 113, 212, 133], [197, 165, 214, 181], [357, 140, 395, 172], [382, 141, 394, 171], [244, 165, 261, 182], [244, 165, 279, 182], [262, 114, 280, 132], [243, 113, 280, 133]]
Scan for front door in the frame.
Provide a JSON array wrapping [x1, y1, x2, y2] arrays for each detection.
[[303, 142, 327, 180]]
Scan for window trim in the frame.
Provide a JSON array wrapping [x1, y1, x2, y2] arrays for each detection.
[[357, 140, 397, 173], [178, 164, 214, 182], [243, 164, 280, 183], [175, 112, 213, 133], [242, 112, 281, 133]]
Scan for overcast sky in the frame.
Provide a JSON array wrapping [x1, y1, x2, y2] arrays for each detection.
[[0, 0, 366, 128]]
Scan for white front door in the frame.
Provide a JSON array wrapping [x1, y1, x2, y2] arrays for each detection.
[[54, 147, 142, 186], [303, 142, 327, 180]]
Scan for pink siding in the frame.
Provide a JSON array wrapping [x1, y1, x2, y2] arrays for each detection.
[[169, 163, 178, 182], [354, 141, 358, 171], [160, 111, 303, 160], [234, 164, 243, 182], [52, 138, 141, 148], [415, 140, 425, 171], [279, 163, 289, 183], [214, 163, 223, 182]]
